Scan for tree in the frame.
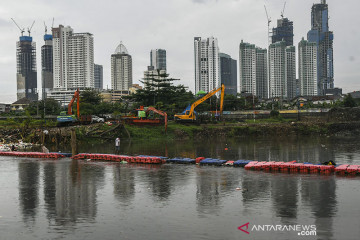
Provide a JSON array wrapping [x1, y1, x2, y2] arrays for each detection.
[[343, 94, 357, 108], [80, 89, 102, 105], [26, 98, 61, 116], [128, 70, 194, 114]]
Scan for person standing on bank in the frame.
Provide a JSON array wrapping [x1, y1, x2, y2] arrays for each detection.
[[115, 137, 120, 154]]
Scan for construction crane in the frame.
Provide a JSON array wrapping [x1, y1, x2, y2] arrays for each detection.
[[264, 5, 272, 46], [174, 84, 225, 123], [11, 18, 25, 36], [27, 20, 35, 36], [281, 1, 287, 18], [44, 21, 47, 34]]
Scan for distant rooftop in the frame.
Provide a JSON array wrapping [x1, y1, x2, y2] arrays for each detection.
[[114, 42, 128, 54]]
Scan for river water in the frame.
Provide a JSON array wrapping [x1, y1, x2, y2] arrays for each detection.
[[1, 136, 360, 240]]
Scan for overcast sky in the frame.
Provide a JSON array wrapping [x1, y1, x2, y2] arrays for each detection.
[[0, 0, 359, 103]]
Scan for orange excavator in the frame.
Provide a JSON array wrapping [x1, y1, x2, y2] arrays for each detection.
[[57, 89, 80, 125], [68, 88, 80, 118], [122, 106, 168, 132]]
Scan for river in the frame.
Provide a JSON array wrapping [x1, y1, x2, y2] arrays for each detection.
[[0, 135, 360, 240]]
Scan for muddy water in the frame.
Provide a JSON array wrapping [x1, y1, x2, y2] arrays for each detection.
[[1, 135, 360, 240]]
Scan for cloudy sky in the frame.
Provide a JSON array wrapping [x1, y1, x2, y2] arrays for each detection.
[[0, 0, 359, 103]]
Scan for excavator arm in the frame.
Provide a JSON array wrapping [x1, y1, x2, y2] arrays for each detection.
[[146, 107, 168, 132], [68, 89, 80, 119], [175, 84, 225, 121]]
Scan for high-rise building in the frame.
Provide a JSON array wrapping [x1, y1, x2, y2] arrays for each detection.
[[239, 41, 255, 95], [298, 38, 318, 96], [307, 0, 334, 95], [48, 25, 94, 105], [194, 37, 220, 93], [286, 46, 296, 99], [67, 33, 94, 89], [219, 53, 237, 96], [16, 35, 38, 101], [255, 48, 268, 99], [239, 41, 268, 98], [52, 25, 94, 90], [272, 18, 294, 47], [41, 33, 53, 99], [111, 42, 132, 91], [269, 41, 296, 100], [150, 49, 166, 71], [94, 64, 103, 89]]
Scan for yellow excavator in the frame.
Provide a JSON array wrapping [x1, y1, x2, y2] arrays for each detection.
[[174, 84, 225, 122]]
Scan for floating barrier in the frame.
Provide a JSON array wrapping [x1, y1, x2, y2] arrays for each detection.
[[3, 151, 359, 177], [72, 153, 166, 164], [0, 151, 65, 159], [199, 158, 227, 166], [233, 160, 252, 167], [167, 158, 196, 164]]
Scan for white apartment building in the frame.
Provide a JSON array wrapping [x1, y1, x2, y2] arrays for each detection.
[[52, 25, 94, 90], [269, 41, 296, 99], [194, 37, 220, 93], [239, 41, 256, 95], [298, 38, 318, 96], [111, 42, 132, 91], [239, 40, 268, 98]]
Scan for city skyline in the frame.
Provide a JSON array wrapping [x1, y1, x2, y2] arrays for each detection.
[[0, 0, 358, 103]]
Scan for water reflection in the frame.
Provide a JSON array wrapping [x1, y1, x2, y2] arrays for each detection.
[[53, 160, 105, 223], [196, 168, 240, 215], [271, 175, 298, 221], [113, 165, 135, 204], [18, 161, 40, 223], [301, 176, 337, 239], [43, 162, 57, 219]]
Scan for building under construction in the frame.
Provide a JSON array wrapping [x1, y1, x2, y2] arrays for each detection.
[[16, 35, 38, 101], [307, 0, 334, 95], [42, 34, 53, 99]]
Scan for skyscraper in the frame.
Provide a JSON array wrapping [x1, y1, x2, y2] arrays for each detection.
[[286, 46, 296, 99], [94, 64, 103, 90], [255, 48, 268, 99], [272, 18, 294, 47], [194, 37, 220, 93], [239, 41, 256, 95], [298, 38, 318, 96], [111, 42, 132, 91], [150, 49, 166, 71], [269, 41, 296, 100], [41, 33, 53, 99], [219, 53, 237, 96], [16, 35, 38, 101], [307, 0, 334, 95], [239, 41, 268, 98], [52, 25, 94, 90]]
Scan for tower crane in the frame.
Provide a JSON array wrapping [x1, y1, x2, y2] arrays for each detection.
[[11, 18, 25, 36], [264, 5, 272, 46], [44, 21, 47, 34], [281, 1, 287, 18], [27, 20, 35, 36]]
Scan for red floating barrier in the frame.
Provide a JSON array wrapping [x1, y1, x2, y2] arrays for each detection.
[[196, 157, 205, 164], [346, 165, 359, 175]]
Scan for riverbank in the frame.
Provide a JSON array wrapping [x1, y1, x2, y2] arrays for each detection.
[[1, 107, 360, 144], [1, 120, 360, 147]]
